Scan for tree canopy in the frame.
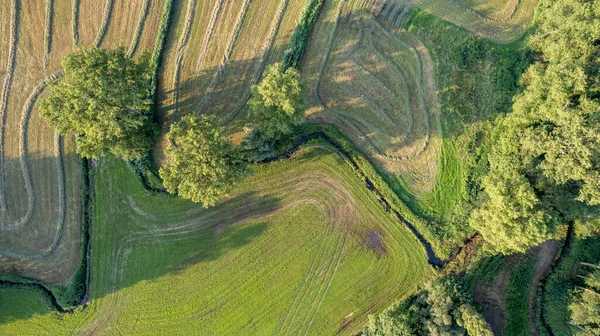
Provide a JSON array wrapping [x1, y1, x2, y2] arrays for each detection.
[[159, 115, 247, 207], [569, 269, 600, 335], [363, 277, 493, 336], [249, 64, 305, 141], [38, 47, 155, 160], [471, 0, 600, 254]]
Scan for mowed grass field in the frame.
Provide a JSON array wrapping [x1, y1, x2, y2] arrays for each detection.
[[0, 0, 169, 285], [303, 1, 442, 193], [0, 145, 431, 335]]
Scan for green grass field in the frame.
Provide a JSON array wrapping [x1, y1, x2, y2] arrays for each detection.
[[0, 144, 431, 335]]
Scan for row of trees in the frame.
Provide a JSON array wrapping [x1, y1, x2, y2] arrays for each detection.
[[470, 0, 600, 254], [363, 277, 493, 336], [38, 46, 305, 207]]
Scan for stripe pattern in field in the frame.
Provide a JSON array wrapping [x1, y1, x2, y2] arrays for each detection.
[[303, 1, 441, 193], [0, 0, 168, 284], [2, 146, 429, 335], [155, 0, 309, 161]]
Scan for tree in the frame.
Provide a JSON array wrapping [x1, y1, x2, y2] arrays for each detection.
[[471, 0, 600, 254], [570, 269, 600, 335], [38, 47, 155, 160], [249, 64, 305, 141], [363, 277, 493, 336], [159, 115, 247, 207]]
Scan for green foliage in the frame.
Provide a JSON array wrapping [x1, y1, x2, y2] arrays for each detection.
[[472, 0, 600, 254], [249, 64, 305, 141], [37, 47, 155, 161], [281, 0, 324, 71], [363, 276, 493, 336], [504, 253, 536, 335], [569, 269, 600, 335], [160, 115, 247, 207]]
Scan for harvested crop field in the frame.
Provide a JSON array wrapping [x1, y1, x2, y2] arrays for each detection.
[[0, 0, 169, 285], [154, 0, 309, 162], [303, 0, 441, 193], [0, 145, 431, 335]]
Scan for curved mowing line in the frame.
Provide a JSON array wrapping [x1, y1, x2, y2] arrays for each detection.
[[100, 170, 355, 334], [195, 0, 254, 116], [317, 14, 435, 161], [171, 0, 198, 117], [72, 0, 80, 45], [127, 0, 151, 57], [0, 0, 19, 212], [43, 0, 54, 70], [0, 72, 66, 254], [222, 0, 291, 123], [93, 0, 114, 48], [194, 0, 224, 73]]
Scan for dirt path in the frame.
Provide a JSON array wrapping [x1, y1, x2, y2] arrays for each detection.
[[474, 254, 521, 335]]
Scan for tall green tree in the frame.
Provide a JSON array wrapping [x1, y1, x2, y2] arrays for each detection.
[[569, 269, 600, 335], [38, 47, 155, 160], [471, 0, 600, 253], [159, 115, 247, 207], [249, 64, 305, 141]]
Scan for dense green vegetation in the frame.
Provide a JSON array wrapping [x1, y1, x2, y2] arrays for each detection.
[[504, 253, 536, 336], [569, 268, 600, 335], [245, 64, 306, 161], [381, 9, 532, 253], [471, 0, 600, 254], [38, 47, 156, 160], [281, 0, 324, 71], [363, 276, 492, 336], [160, 115, 248, 206]]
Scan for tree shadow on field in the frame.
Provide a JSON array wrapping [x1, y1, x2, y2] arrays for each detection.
[[157, 44, 287, 126], [97, 189, 282, 298]]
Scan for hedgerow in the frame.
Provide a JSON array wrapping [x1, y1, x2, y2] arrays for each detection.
[[280, 0, 324, 72]]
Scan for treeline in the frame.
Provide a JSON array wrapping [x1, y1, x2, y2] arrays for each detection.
[[281, 0, 324, 72], [363, 276, 492, 336], [470, 0, 600, 254]]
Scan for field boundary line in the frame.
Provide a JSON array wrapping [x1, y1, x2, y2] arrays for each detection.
[[194, 0, 224, 73]]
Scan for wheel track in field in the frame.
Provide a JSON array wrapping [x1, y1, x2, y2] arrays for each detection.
[[196, 0, 254, 115], [223, 0, 292, 123], [0, 0, 121, 256], [0, 0, 19, 213], [194, 0, 225, 73], [84, 164, 357, 334], [171, 0, 197, 117], [314, 11, 437, 163], [127, 0, 151, 56], [0, 71, 66, 258]]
